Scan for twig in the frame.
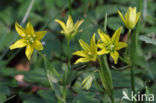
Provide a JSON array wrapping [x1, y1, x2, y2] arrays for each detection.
[[21, 0, 35, 25]]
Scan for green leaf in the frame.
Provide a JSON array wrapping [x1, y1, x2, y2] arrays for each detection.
[[72, 92, 100, 103], [44, 60, 63, 102], [98, 55, 113, 98], [0, 93, 6, 103], [37, 90, 57, 103], [139, 35, 156, 45]]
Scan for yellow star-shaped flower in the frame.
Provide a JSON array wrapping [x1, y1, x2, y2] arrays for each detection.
[[55, 15, 84, 41], [10, 22, 47, 60], [73, 34, 97, 64], [118, 7, 141, 29], [97, 27, 127, 64]]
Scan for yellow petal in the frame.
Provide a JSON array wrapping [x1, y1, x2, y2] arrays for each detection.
[[73, 51, 88, 58], [25, 45, 34, 60], [35, 31, 47, 40], [111, 27, 122, 44], [66, 15, 73, 29], [135, 12, 140, 25], [74, 19, 84, 30], [79, 39, 90, 52], [110, 51, 119, 64], [10, 39, 27, 50], [97, 43, 106, 49], [125, 7, 136, 29], [90, 34, 97, 54], [130, 7, 136, 22], [15, 22, 27, 37], [26, 22, 35, 35], [74, 58, 90, 64], [33, 40, 43, 50], [115, 42, 128, 50], [97, 49, 109, 55], [98, 29, 110, 44], [117, 10, 126, 25], [55, 19, 67, 32], [125, 7, 131, 21]]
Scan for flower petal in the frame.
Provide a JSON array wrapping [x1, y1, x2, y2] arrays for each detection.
[[35, 31, 47, 40], [97, 49, 109, 55], [66, 15, 73, 29], [79, 39, 90, 52], [26, 22, 35, 35], [73, 50, 88, 58], [74, 19, 84, 30], [55, 19, 67, 32], [15, 22, 27, 37], [111, 27, 122, 44], [130, 7, 136, 22], [98, 29, 111, 44], [117, 10, 126, 25], [10, 39, 27, 50], [110, 51, 119, 64], [25, 45, 34, 60], [33, 40, 43, 50], [115, 42, 128, 50], [74, 58, 90, 64], [125, 7, 136, 29], [90, 34, 97, 54], [125, 7, 131, 21], [135, 12, 141, 25], [97, 43, 107, 49]]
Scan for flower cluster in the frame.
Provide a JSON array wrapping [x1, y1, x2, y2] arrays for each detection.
[[73, 6, 140, 64], [8, 6, 141, 102], [73, 27, 127, 64]]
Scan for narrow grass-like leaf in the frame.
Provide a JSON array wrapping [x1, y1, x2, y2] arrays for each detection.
[[98, 55, 113, 98], [139, 35, 156, 45]]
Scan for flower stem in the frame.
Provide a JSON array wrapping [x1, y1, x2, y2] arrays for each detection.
[[62, 40, 71, 102], [63, 85, 66, 103], [103, 13, 107, 33], [68, 0, 72, 15], [67, 40, 71, 69], [126, 29, 131, 56]]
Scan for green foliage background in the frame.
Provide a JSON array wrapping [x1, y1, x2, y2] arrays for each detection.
[[0, 0, 155, 103]]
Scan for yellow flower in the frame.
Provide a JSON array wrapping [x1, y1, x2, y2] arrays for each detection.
[[118, 7, 140, 29], [73, 34, 97, 64], [97, 27, 127, 64], [10, 22, 47, 60], [55, 15, 84, 41]]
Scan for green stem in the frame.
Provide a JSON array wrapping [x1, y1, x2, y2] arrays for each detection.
[[67, 40, 71, 69], [62, 40, 71, 103], [126, 29, 131, 56], [103, 13, 107, 33], [63, 85, 66, 103], [68, 0, 72, 15], [131, 65, 135, 94]]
